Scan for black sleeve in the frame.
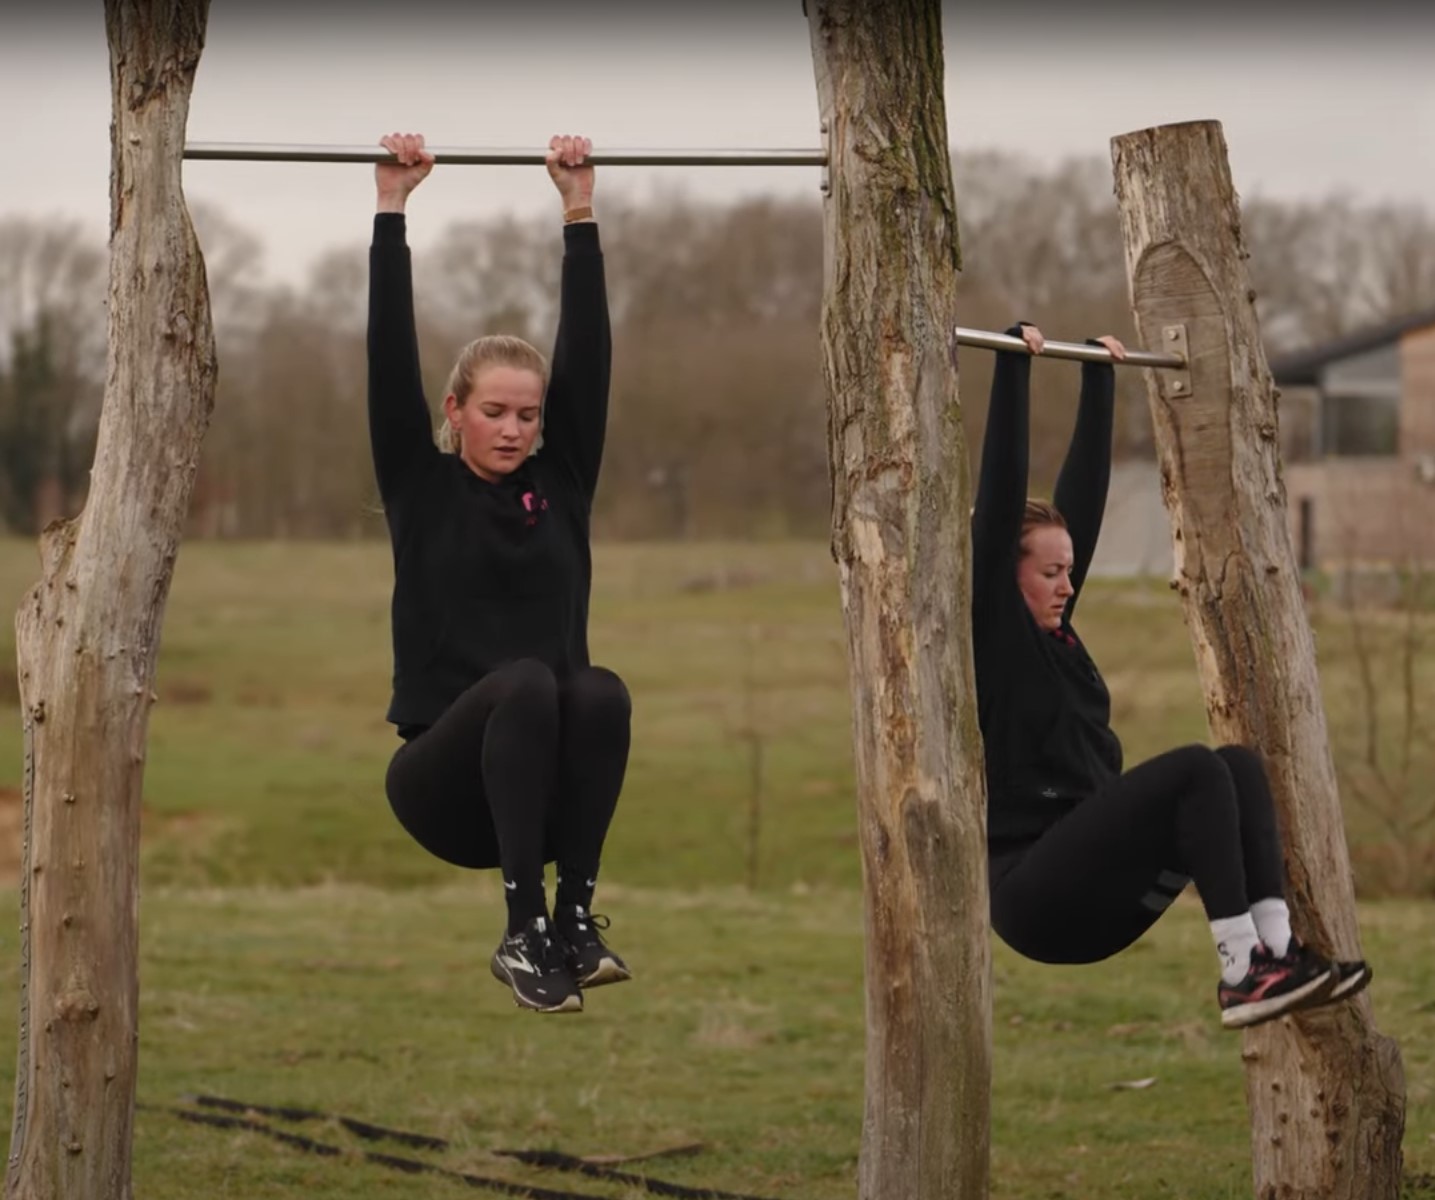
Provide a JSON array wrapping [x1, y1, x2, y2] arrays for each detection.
[[540, 222, 611, 503], [971, 326, 1033, 609], [367, 213, 439, 506], [1052, 354, 1115, 610]]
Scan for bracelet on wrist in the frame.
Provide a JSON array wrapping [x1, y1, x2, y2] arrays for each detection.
[[563, 205, 595, 224]]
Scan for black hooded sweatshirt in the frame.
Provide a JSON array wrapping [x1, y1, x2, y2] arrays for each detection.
[[367, 214, 610, 730], [971, 329, 1124, 846]]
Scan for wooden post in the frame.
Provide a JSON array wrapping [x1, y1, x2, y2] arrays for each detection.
[[808, 3, 991, 1198], [1111, 120, 1405, 1200], [5, 3, 215, 1198]]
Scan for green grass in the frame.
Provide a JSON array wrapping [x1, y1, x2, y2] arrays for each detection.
[[1, 539, 1428, 896], [0, 538, 1431, 1197], [0, 887, 1429, 1199]]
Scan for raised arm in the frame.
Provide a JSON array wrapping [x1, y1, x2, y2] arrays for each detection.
[[367, 132, 440, 505], [538, 134, 611, 503], [1053, 336, 1124, 607], [971, 324, 1039, 605]]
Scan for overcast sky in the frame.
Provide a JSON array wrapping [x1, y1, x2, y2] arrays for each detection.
[[3, 2, 1432, 285]]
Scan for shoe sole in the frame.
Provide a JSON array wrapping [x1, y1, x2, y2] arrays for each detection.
[[490, 959, 583, 1014], [577, 957, 633, 989], [1284, 963, 1373, 1015], [1330, 964, 1371, 1003], [1221, 969, 1334, 1029]]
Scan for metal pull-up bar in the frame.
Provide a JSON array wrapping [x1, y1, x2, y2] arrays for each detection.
[[183, 142, 830, 168], [954, 326, 1187, 370], [185, 141, 1189, 379]]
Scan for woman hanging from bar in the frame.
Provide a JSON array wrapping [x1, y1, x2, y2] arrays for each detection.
[[973, 322, 1371, 1028], [368, 131, 629, 1014]]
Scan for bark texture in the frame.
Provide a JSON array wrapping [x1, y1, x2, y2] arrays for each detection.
[[1111, 120, 1405, 1200], [808, 4, 990, 1198], [5, 3, 214, 1198]]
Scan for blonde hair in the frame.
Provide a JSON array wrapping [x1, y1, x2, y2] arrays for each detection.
[[1019, 499, 1067, 552], [437, 335, 550, 454]]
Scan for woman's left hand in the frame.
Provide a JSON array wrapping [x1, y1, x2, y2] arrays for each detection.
[[1094, 335, 1127, 361], [546, 134, 595, 209]]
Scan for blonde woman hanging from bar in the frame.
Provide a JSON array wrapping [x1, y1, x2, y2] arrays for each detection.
[[368, 132, 630, 1015]]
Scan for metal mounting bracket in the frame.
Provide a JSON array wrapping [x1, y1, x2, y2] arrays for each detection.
[[1162, 324, 1191, 397], [819, 121, 831, 197]]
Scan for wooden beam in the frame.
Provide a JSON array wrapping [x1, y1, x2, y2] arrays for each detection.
[[807, 3, 991, 1198], [5, 3, 216, 1197], [1111, 119, 1406, 1200]]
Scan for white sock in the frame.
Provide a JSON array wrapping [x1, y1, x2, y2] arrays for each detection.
[[1210, 913, 1262, 985], [1250, 898, 1293, 958]]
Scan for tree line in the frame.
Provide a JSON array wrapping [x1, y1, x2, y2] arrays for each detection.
[[1, 151, 1432, 539]]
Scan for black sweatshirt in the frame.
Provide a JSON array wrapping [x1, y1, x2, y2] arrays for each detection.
[[971, 329, 1124, 845], [367, 214, 610, 729]]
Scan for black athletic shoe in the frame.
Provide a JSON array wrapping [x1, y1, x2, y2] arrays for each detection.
[[1280, 939, 1371, 1008], [489, 916, 583, 1013], [1219, 943, 1334, 1029], [554, 906, 632, 988], [1330, 959, 1372, 1001]]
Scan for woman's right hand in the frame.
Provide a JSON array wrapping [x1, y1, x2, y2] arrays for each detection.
[[376, 132, 435, 213], [1019, 323, 1045, 355]]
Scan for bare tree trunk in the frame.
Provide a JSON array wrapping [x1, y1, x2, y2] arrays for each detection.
[[1111, 120, 1405, 1200], [808, 4, 990, 1198], [5, 4, 214, 1198]]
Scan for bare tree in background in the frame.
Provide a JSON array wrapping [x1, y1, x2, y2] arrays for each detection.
[[0, 219, 107, 533], [190, 201, 267, 333], [1245, 195, 1435, 350], [4, 157, 1430, 540], [0, 218, 107, 354]]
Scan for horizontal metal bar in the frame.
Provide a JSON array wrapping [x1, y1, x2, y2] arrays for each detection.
[[184, 142, 828, 168], [954, 326, 1186, 369]]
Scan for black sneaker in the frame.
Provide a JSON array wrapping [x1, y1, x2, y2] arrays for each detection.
[[554, 906, 632, 988], [1281, 939, 1371, 1007], [1330, 959, 1372, 1001], [1219, 943, 1333, 1029], [489, 916, 583, 1013]]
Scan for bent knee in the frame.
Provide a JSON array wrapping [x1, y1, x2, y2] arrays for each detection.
[[494, 657, 560, 711], [1167, 744, 1234, 793], [1214, 743, 1263, 778], [566, 666, 632, 721]]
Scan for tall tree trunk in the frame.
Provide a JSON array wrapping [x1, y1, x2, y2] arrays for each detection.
[[808, 4, 990, 1198], [5, 4, 214, 1198], [1110, 120, 1405, 1200]]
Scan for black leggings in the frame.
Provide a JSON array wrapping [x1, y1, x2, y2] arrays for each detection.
[[990, 744, 1285, 965], [385, 659, 631, 916]]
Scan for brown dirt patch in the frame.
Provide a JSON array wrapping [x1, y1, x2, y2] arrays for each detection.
[[0, 785, 23, 888], [141, 806, 226, 853], [161, 678, 214, 706]]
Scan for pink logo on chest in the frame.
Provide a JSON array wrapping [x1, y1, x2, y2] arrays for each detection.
[[520, 491, 549, 526]]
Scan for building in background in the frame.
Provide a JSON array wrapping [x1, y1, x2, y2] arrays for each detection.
[[1087, 307, 1435, 582], [1273, 306, 1435, 570]]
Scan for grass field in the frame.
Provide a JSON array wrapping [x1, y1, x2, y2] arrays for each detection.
[[0, 538, 1430, 1198]]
